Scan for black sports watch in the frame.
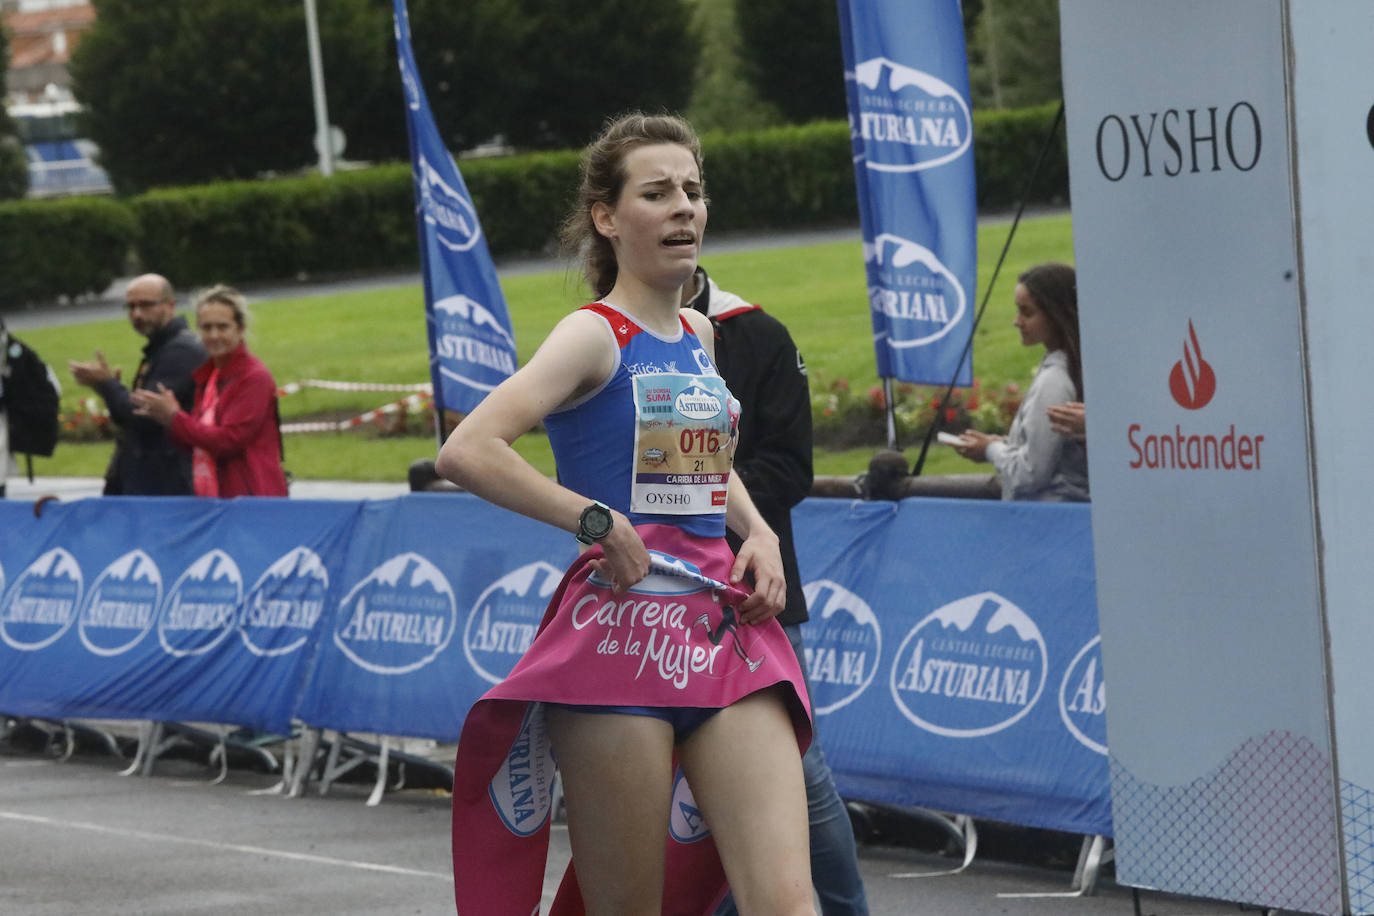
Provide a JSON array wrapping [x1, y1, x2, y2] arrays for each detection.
[[575, 501, 614, 545]]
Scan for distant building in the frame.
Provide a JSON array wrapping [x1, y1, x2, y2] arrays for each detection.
[[3, 0, 95, 105], [3, 1, 110, 196]]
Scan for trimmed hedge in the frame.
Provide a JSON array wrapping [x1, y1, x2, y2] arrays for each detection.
[[703, 121, 860, 232], [0, 104, 1068, 306], [133, 167, 420, 288], [0, 196, 137, 308], [463, 150, 581, 256], [972, 103, 1069, 211]]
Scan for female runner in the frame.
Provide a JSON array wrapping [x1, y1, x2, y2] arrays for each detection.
[[436, 113, 815, 915]]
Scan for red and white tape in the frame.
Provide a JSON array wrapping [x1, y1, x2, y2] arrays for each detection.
[[279, 392, 433, 435], [64, 380, 433, 435], [277, 379, 431, 396]]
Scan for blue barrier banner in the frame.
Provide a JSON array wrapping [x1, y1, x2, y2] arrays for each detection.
[[392, 0, 518, 416], [794, 498, 1110, 836], [0, 498, 360, 735], [294, 494, 576, 742], [0, 494, 1106, 836], [836, 0, 976, 386]]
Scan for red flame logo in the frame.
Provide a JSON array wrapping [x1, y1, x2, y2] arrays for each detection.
[[1168, 321, 1216, 410]]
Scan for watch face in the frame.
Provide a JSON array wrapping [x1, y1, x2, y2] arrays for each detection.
[[582, 504, 613, 539]]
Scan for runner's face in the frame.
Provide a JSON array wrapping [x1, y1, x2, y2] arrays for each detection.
[[597, 143, 707, 293], [197, 302, 243, 362]]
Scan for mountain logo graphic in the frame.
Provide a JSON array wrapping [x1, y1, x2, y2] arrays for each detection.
[[489, 705, 555, 837], [800, 580, 882, 716], [434, 294, 516, 352], [864, 234, 967, 349], [79, 549, 162, 657], [674, 384, 723, 421], [159, 549, 242, 657], [889, 592, 1047, 739], [335, 552, 456, 675], [668, 769, 711, 843], [465, 561, 561, 684], [849, 56, 972, 173], [1168, 321, 1216, 410], [0, 547, 84, 651], [1058, 636, 1107, 756], [240, 547, 329, 658], [418, 154, 482, 253]]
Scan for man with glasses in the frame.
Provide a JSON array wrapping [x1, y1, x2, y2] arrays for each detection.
[[70, 274, 206, 495]]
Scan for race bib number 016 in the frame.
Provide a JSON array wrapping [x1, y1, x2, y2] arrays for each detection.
[[630, 373, 736, 516]]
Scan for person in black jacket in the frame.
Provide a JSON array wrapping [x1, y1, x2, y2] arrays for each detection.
[[69, 274, 207, 495], [685, 267, 870, 915]]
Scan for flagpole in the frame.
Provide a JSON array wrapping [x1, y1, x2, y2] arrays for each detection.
[[303, 0, 334, 177], [884, 379, 897, 450]]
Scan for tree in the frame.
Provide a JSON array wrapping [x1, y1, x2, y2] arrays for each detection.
[[683, 0, 783, 132], [0, 22, 30, 200], [402, 0, 530, 152], [408, 0, 699, 151], [971, 0, 1062, 110], [69, 0, 698, 190], [69, 0, 403, 191], [735, 0, 847, 125]]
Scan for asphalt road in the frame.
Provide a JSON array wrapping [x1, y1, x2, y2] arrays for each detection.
[[0, 737, 1253, 916]]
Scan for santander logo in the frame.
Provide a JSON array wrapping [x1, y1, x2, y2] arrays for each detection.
[[1127, 319, 1268, 472], [1168, 321, 1216, 409]]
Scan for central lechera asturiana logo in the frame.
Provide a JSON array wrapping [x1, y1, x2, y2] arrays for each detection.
[[850, 56, 972, 173]]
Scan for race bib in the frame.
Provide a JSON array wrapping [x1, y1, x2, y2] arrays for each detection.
[[630, 373, 738, 516]]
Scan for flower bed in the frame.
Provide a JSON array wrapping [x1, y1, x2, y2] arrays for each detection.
[[810, 372, 1022, 448]]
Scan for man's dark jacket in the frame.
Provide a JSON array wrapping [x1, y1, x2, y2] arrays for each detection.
[[688, 269, 814, 627], [96, 316, 206, 495]]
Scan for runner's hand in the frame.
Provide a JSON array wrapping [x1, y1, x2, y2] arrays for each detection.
[[732, 529, 785, 625], [585, 511, 650, 595]]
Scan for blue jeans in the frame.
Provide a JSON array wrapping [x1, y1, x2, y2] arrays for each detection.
[[716, 624, 869, 916]]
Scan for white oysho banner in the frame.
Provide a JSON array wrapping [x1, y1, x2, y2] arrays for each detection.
[[1287, 3, 1374, 913], [1060, 1, 1343, 911]]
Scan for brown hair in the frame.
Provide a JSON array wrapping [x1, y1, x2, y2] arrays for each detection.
[[559, 112, 704, 299], [194, 284, 250, 330], [1017, 262, 1082, 397]]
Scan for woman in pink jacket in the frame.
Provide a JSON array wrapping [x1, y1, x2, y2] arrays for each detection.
[[133, 285, 287, 497]]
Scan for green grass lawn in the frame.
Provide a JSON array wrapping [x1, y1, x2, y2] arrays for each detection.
[[22, 212, 1073, 483]]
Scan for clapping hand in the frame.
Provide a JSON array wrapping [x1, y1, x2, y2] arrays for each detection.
[[68, 350, 120, 387], [130, 383, 180, 426]]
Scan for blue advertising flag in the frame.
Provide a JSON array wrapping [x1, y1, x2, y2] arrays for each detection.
[[392, 0, 517, 417], [836, 0, 976, 386]]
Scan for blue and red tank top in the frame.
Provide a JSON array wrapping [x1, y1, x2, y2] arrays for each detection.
[[544, 301, 740, 539]]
